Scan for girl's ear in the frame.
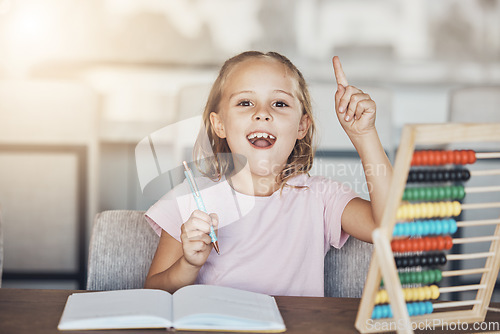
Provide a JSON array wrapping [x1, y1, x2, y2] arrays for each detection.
[[210, 112, 226, 138], [297, 114, 311, 140]]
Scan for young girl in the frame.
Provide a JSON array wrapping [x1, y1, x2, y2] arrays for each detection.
[[144, 51, 392, 297]]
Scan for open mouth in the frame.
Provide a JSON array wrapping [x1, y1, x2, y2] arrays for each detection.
[[247, 131, 277, 149]]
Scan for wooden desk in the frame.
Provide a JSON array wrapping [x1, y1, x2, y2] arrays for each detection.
[[0, 289, 498, 334]]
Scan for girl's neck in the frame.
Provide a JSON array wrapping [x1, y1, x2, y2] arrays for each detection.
[[227, 167, 279, 197]]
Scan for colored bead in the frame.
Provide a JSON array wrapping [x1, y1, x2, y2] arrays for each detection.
[[435, 269, 442, 282], [430, 285, 440, 299]]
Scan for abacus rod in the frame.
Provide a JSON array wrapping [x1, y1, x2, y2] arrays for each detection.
[[461, 202, 500, 210], [456, 218, 500, 227], [470, 169, 500, 176], [438, 284, 486, 294], [475, 152, 500, 159], [465, 185, 500, 193], [447, 252, 495, 260], [432, 300, 481, 309], [441, 268, 489, 277], [452, 235, 500, 244]]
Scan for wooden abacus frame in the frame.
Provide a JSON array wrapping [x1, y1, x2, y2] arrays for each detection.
[[355, 123, 500, 334]]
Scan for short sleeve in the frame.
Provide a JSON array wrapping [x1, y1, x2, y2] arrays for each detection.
[[320, 177, 359, 250], [145, 190, 185, 242]]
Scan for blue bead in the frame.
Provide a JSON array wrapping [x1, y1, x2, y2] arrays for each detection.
[[410, 223, 417, 236], [407, 303, 414, 316], [422, 221, 430, 236], [403, 223, 411, 236], [425, 301, 434, 314], [428, 220, 436, 235], [419, 302, 427, 315], [387, 306, 393, 318], [449, 219, 458, 234], [435, 220, 443, 235], [441, 219, 450, 234], [372, 307, 380, 319], [416, 222, 424, 236], [392, 224, 398, 236]]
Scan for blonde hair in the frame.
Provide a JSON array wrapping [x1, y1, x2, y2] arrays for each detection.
[[193, 51, 316, 190]]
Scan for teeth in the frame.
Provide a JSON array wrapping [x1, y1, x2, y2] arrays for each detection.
[[247, 132, 275, 140]]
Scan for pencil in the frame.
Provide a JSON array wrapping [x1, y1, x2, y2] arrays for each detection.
[[182, 161, 220, 255]]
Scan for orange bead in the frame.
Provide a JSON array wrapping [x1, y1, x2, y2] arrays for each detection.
[[421, 151, 429, 165], [445, 150, 454, 164], [415, 238, 425, 252], [436, 236, 445, 251], [468, 150, 477, 164], [391, 240, 399, 252], [444, 235, 453, 250], [428, 151, 436, 165]]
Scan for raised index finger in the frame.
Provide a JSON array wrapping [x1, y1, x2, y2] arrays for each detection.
[[332, 56, 349, 86]]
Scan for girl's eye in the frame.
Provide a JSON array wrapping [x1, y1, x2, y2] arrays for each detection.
[[237, 100, 252, 107], [273, 101, 289, 108]]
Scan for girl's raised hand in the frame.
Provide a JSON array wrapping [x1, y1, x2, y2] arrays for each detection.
[[180, 210, 219, 268], [332, 56, 376, 137]]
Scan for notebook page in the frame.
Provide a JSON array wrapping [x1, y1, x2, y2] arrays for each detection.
[[58, 289, 173, 330], [172, 285, 285, 331]]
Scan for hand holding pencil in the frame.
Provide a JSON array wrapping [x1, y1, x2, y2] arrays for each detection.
[[180, 162, 220, 268]]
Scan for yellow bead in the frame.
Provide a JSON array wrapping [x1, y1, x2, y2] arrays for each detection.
[[375, 291, 381, 304], [417, 287, 426, 301], [396, 207, 403, 220], [439, 202, 447, 218], [426, 203, 435, 218], [380, 290, 389, 304], [424, 286, 432, 300], [453, 201, 462, 216], [407, 288, 416, 302], [430, 285, 440, 299], [418, 203, 426, 219], [446, 202, 454, 217], [407, 204, 414, 220]]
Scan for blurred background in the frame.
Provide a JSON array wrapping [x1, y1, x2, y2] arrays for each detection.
[[0, 0, 499, 301]]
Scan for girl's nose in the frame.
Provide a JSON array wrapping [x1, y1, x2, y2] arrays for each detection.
[[252, 107, 273, 121]]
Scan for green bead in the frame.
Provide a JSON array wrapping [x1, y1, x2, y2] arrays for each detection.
[[440, 187, 448, 200], [435, 270, 442, 283], [410, 271, 418, 284], [422, 270, 430, 284], [428, 269, 436, 283], [457, 186, 465, 200], [415, 271, 423, 284], [450, 186, 458, 199]]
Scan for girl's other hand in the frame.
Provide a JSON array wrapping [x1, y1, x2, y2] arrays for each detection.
[[180, 210, 219, 268], [332, 56, 376, 138]]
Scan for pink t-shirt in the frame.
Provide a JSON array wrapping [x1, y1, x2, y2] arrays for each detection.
[[145, 173, 358, 297]]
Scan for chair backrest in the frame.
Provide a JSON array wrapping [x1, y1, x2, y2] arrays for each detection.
[[0, 211, 3, 287], [87, 210, 373, 296], [324, 237, 373, 298], [86, 210, 159, 290]]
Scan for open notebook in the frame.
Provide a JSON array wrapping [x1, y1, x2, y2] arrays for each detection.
[[58, 285, 286, 332]]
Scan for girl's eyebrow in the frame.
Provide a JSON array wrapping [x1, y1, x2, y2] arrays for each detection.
[[229, 89, 294, 99]]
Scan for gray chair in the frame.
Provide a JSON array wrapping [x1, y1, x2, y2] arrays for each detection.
[[324, 238, 373, 297], [0, 212, 3, 287], [86, 210, 159, 290], [87, 210, 373, 297]]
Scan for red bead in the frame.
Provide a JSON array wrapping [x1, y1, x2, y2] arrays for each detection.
[[391, 240, 399, 252], [423, 237, 432, 251], [430, 237, 438, 251], [399, 239, 408, 253], [444, 236, 453, 250], [445, 150, 454, 164], [415, 238, 425, 252], [454, 150, 461, 164], [468, 150, 477, 164], [436, 236, 445, 251]]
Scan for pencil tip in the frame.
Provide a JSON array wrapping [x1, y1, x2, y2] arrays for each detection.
[[214, 241, 220, 255]]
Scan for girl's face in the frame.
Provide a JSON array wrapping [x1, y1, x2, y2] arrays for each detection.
[[210, 57, 310, 178]]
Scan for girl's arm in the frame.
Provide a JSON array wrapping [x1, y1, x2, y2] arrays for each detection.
[[332, 56, 393, 243], [144, 210, 218, 293]]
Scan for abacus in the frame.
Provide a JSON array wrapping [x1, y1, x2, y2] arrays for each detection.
[[355, 124, 500, 334]]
